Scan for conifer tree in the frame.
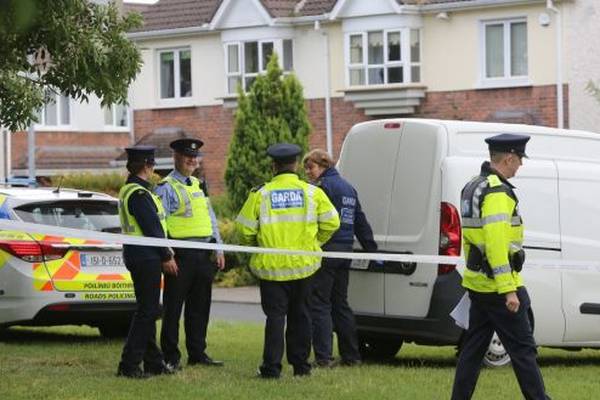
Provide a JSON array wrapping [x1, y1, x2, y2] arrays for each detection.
[[225, 53, 311, 211]]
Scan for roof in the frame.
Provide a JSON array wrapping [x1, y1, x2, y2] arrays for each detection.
[[14, 145, 123, 173], [129, 0, 221, 32], [128, 0, 338, 32], [115, 127, 199, 161], [128, 0, 534, 33]]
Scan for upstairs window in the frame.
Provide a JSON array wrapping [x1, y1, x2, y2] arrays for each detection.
[[37, 90, 70, 127], [159, 48, 192, 99], [225, 39, 293, 94], [347, 28, 421, 86], [481, 18, 528, 85], [103, 104, 128, 128]]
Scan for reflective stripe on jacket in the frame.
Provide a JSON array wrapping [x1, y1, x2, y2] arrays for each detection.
[[460, 162, 524, 294], [161, 175, 213, 239], [119, 183, 167, 237], [235, 173, 340, 281]]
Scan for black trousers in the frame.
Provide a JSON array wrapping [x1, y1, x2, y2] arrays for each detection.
[[310, 257, 361, 362], [160, 248, 215, 364], [259, 277, 312, 377], [451, 287, 550, 400], [119, 259, 163, 371]]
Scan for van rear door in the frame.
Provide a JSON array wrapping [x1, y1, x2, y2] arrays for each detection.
[[384, 121, 443, 317], [338, 121, 401, 315]]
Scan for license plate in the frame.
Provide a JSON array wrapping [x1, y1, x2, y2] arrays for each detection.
[[350, 258, 369, 270], [80, 252, 123, 268]]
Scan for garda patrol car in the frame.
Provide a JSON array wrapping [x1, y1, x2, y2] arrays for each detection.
[[0, 186, 135, 337]]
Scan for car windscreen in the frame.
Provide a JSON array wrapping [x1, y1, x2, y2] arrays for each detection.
[[13, 200, 121, 233]]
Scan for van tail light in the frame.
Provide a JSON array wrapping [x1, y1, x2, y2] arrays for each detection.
[[438, 202, 461, 275], [384, 122, 402, 129], [0, 240, 68, 262]]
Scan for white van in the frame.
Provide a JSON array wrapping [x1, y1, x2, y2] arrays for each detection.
[[337, 118, 600, 366]]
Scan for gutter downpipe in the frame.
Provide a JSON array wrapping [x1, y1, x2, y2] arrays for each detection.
[[314, 20, 333, 156], [547, 0, 564, 128]]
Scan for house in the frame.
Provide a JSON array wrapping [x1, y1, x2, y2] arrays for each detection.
[[12, 0, 584, 191], [126, 0, 575, 193]]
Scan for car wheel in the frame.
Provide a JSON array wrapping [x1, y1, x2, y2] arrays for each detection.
[[98, 321, 131, 338], [358, 335, 402, 361]]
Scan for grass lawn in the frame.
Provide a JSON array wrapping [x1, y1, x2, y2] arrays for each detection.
[[1, 321, 600, 400]]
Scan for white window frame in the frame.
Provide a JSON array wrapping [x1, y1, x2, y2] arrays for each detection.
[[36, 91, 71, 129], [479, 17, 530, 89], [345, 28, 421, 87], [224, 39, 293, 95], [157, 47, 193, 101], [103, 103, 129, 131]]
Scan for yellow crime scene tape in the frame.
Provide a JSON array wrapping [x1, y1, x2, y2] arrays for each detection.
[[1, 219, 600, 272]]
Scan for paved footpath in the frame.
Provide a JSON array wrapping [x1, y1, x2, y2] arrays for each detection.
[[212, 286, 260, 304], [210, 286, 263, 322]]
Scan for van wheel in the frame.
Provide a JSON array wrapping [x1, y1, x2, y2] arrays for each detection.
[[98, 321, 131, 338], [482, 308, 535, 368], [483, 332, 511, 367], [358, 336, 402, 361]]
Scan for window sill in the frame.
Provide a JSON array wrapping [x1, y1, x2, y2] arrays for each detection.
[[476, 78, 532, 90], [33, 125, 76, 132], [155, 97, 196, 109], [340, 83, 427, 93], [103, 126, 130, 132]]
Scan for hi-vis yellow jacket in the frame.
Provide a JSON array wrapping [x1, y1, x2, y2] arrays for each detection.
[[460, 162, 524, 294], [236, 173, 340, 281], [160, 176, 213, 239], [119, 183, 167, 237]]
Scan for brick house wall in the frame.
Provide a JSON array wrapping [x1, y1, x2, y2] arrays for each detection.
[[12, 84, 564, 192], [131, 84, 565, 194]]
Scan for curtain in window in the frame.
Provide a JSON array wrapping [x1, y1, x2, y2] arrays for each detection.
[[511, 22, 527, 76], [160, 52, 175, 98], [388, 32, 401, 62], [485, 24, 504, 78], [179, 50, 192, 97], [368, 32, 384, 65]]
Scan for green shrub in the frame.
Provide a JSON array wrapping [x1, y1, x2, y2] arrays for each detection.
[[210, 193, 237, 220], [215, 218, 256, 287], [52, 172, 126, 197]]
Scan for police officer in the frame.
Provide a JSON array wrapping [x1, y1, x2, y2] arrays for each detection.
[[236, 143, 340, 379], [451, 134, 550, 400], [117, 146, 178, 378], [155, 138, 226, 370], [303, 149, 377, 367]]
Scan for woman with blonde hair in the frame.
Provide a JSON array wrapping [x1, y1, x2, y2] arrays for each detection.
[[303, 149, 378, 367]]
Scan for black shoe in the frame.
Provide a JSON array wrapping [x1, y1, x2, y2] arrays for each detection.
[[188, 354, 224, 367], [145, 361, 178, 376], [256, 368, 280, 379], [335, 358, 362, 367], [117, 364, 147, 379], [312, 359, 335, 368], [293, 369, 311, 377], [165, 361, 182, 372]]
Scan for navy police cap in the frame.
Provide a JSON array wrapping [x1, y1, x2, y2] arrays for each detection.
[[125, 145, 156, 164], [267, 143, 302, 163], [485, 133, 530, 158], [170, 138, 204, 157]]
